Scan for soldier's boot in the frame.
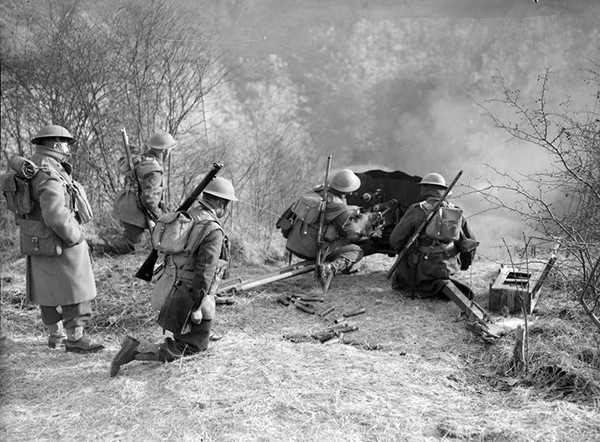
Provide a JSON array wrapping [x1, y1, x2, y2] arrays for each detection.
[[47, 322, 66, 349], [134, 341, 162, 361], [318, 263, 335, 293], [319, 258, 349, 292], [109, 337, 162, 378], [65, 326, 104, 354], [110, 336, 140, 377]]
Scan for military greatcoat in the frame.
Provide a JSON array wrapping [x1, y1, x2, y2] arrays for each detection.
[[389, 187, 475, 297], [26, 154, 97, 306]]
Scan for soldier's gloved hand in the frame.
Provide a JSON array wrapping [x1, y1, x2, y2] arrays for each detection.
[[190, 308, 203, 325]]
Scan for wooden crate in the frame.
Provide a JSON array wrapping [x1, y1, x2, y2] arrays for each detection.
[[488, 263, 545, 314]]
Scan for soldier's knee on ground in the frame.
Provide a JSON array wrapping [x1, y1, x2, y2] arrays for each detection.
[[196, 320, 212, 352], [90, 236, 135, 255]]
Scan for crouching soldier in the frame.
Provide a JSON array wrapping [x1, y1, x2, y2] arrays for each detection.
[[110, 177, 237, 377], [389, 172, 478, 300], [277, 168, 366, 292], [95, 131, 177, 255]]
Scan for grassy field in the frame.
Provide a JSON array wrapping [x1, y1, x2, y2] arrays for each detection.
[[1, 250, 599, 442]]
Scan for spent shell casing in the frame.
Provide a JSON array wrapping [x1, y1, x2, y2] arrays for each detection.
[[276, 296, 290, 306], [343, 308, 366, 318], [319, 306, 335, 317], [295, 303, 315, 314]]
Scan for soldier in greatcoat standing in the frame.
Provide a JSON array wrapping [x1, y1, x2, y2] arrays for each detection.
[[24, 125, 104, 353]]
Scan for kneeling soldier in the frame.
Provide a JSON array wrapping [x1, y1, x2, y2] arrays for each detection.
[[110, 177, 237, 377]]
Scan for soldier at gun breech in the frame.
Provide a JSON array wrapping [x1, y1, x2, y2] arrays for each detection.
[[94, 131, 177, 255], [110, 177, 237, 377], [277, 168, 372, 292], [389, 172, 478, 299], [0, 125, 104, 353]]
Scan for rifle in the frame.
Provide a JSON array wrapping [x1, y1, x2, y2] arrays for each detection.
[[135, 162, 224, 281], [121, 128, 157, 224], [386, 170, 463, 279], [316, 155, 333, 270]]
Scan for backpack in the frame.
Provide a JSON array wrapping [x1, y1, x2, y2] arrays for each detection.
[[0, 156, 38, 217], [151, 211, 196, 254], [282, 191, 345, 259], [424, 204, 463, 243]]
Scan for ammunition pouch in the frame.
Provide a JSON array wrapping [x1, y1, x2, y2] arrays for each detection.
[[275, 204, 295, 239], [418, 244, 460, 280], [19, 218, 63, 256]]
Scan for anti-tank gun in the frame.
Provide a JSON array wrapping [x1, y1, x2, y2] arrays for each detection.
[[345, 196, 400, 247], [346, 169, 423, 256], [218, 169, 423, 297]]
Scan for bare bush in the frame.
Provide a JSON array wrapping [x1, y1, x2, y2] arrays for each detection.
[[479, 65, 600, 329], [1, 0, 229, 220]]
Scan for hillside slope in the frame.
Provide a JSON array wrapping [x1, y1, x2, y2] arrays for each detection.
[[1, 251, 599, 441]]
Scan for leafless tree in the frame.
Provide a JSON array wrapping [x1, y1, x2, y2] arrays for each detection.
[[479, 66, 600, 329], [1, 0, 231, 219]]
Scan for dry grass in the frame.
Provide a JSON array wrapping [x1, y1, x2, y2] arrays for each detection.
[[1, 252, 600, 442]]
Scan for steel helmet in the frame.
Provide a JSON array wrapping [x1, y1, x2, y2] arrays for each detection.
[[203, 177, 238, 201], [148, 131, 177, 150], [330, 169, 361, 193], [419, 172, 448, 189], [31, 125, 76, 145]]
